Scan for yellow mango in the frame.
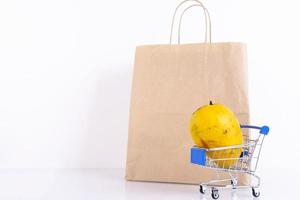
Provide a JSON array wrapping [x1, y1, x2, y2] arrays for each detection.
[[189, 101, 243, 168]]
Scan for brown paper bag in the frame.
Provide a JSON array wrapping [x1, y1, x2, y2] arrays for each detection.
[[126, 0, 249, 184]]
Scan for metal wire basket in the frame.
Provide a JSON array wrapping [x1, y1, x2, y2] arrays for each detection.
[[191, 125, 270, 199]]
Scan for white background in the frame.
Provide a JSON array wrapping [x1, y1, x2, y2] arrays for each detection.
[[0, 0, 299, 174]]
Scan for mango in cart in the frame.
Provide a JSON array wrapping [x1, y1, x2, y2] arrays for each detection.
[[189, 101, 269, 199], [189, 101, 243, 168]]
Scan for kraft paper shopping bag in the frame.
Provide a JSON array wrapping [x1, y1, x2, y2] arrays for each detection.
[[126, 0, 249, 184]]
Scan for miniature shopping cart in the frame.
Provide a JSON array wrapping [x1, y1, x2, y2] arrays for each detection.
[[191, 125, 269, 199]]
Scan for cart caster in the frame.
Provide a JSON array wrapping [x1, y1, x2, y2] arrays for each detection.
[[252, 187, 260, 197], [211, 188, 219, 199], [199, 185, 206, 194], [231, 180, 237, 189]]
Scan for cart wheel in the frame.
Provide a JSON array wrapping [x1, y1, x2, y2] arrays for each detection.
[[199, 185, 206, 194], [252, 188, 260, 197], [211, 188, 219, 199], [231, 180, 237, 189]]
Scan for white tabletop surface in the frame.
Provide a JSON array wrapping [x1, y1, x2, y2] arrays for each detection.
[[0, 168, 297, 200]]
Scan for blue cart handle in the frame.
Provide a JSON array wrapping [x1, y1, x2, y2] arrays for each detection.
[[240, 125, 270, 135]]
